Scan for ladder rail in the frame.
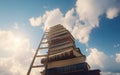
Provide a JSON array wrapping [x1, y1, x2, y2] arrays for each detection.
[[27, 33, 47, 75], [44, 44, 50, 75]]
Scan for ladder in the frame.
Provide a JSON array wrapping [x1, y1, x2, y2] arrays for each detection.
[[27, 32, 50, 75]]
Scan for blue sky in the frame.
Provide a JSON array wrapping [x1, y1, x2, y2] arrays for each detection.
[[90, 15, 120, 54], [0, 0, 120, 75]]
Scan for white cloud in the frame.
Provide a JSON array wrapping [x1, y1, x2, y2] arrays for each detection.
[[29, 16, 42, 26], [29, 8, 91, 44], [0, 30, 34, 75], [116, 53, 120, 63], [72, 25, 92, 44], [63, 8, 76, 32], [74, 0, 119, 43], [0, 58, 29, 75], [0, 30, 29, 55], [87, 48, 107, 68], [87, 48, 120, 73], [29, 0, 120, 44], [76, 0, 102, 27], [72, 0, 103, 44], [43, 8, 64, 30], [106, 8, 119, 19]]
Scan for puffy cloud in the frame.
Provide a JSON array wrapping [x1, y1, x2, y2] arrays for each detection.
[[106, 8, 119, 19], [63, 8, 76, 32], [29, 0, 120, 44], [116, 53, 120, 63], [76, 0, 120, 21], [72, 0, 103, 44], [29, 8, 91, 44], [87, 48, 107, 68], [42, 8, 64, 30], [74, 0, 119, 43], [72, 25, 92, 44], [0, 58, 13, 75], [29, 8, 64, 30], [0, 58, 27, 75], [0, 30, 34, 75], [29, 16, 42, 26], [76, 0, 102, 27], [87, 48, 120, 73], [0, 30, 30, 56]]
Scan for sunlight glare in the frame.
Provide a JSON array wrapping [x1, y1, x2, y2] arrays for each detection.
[[13, 36, 22, 49], [14, 37, 21, 43]]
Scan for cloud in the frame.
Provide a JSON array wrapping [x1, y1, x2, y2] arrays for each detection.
[[72, 0, 104, 44], [87, 48, 107, 68], [29, 8, 64, 30], [72, 25, 92, 44], [29, 0, 120, 44], [74, 0, 119, 43], [76, 0, 102, 27], [87, 48, 120, 73], [63, 8, 76, 32], [0, 30, 34, 75], [0, 58, 27, 75], [116, 53, 120, 63], [29, 8, 91, 44], [29, 16, 42, 26], [106, 7, 119, 19], [0, 58, 13, 75], [42, 8, 64, 30]]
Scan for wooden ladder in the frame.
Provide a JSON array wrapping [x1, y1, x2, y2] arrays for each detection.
[[27, 32, 50, 75]]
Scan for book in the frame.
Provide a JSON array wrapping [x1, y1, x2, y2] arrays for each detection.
[[41, 62, 90, 75], [49, 47, 74, 55], [41, 49, 85, 64], [48, 28, 66, 37], [49, 34, 74, 46], [47, 56, 86, 69], [48, 30, 68, 39], [49, 43, 74, 51]]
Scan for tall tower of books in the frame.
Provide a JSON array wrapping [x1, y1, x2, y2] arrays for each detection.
[[40, 24, 100, 75]]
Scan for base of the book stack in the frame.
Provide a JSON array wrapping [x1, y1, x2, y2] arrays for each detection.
[[41, 70, 101, 75], [41, 62, 101, 75], [52, 70, 101, 75]]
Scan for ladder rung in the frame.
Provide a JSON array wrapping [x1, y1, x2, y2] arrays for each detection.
[[43, 38, 47, 39], [36, 55, 47, 57], [39, 47, 49, 49], [45, 32, 49, 34], [41, 42, 48, 44], [32, 65, 44, 68]]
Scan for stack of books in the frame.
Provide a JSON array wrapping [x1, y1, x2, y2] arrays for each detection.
[[41, 24, 90, 75]]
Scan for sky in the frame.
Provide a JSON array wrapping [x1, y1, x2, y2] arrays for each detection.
[[0, 0, 120, 75]]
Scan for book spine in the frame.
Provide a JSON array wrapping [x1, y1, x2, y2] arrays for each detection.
[[46, 62, 89, 75]]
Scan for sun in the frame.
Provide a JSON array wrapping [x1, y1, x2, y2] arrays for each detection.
[[13, 36, 23, 48], [14, 37, 21, 43]]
